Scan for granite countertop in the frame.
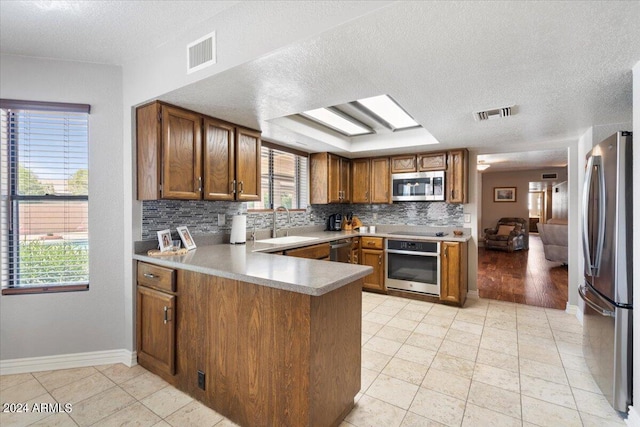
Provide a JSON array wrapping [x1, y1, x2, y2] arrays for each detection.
[[134, 243, 372, 296], [250, 227, 471, 253], [134, 225, 471, 296]]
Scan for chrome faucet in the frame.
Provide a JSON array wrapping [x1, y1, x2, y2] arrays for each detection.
[[272, 206, 291, 238]]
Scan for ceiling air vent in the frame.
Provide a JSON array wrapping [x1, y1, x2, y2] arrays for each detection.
[[474, 106, 514, 121], [187, 31, 216, 74], [542, 173, 558, 180]]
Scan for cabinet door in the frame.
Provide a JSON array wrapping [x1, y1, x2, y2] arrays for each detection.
[[361, 249, 385, 292], [203, 118, 235, 200], [136, 102, 162, 200], [137, 286, 176, 375], [370, 157, 390, 203], [285, 243, 331, 260], [161, 106, 202, 200], [327, 154, 342, 203], [235, 127, 261, 201], [390, 155, 417, 173], [418, 152, 447, 171], [446, 149, 468, 203], [310, 152, 329, 204], [340, 157, 351, 203], [440, 242, 461, 304], [351, 159, 370, 203]]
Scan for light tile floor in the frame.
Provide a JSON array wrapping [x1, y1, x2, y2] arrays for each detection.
[[0, 294, 629, 427]]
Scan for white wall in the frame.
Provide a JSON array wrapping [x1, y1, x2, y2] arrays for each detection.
[[0, 55, 125, 360]]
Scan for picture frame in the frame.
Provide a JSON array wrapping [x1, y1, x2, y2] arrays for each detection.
[[157, 229, 173, 252], [494, 187, 517, 202], [177, 226, 197, 250]]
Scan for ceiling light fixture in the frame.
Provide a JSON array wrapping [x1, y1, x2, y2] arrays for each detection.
[[300, 108, 373, 136], [356, 95, 419, 130]]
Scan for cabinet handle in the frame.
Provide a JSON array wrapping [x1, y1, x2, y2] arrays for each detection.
[[444, 246, 448, 257], [231, 180, 237, 194], [143, 273, 156, 279], [378, 254, 382, 265], [198, 177, 202, 192], [238, 181, 244, 194], [163, 306, 172, 324]]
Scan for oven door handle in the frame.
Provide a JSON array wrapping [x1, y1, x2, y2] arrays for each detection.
[[386, 249, 439, 256]]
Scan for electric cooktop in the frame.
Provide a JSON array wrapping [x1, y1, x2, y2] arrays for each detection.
[[388, 231, 448, 237]]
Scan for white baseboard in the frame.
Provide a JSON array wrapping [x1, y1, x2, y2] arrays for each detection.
[[0, 349, 137, 375], [467, 290, 479, 299], [570, 303, 584, 325], [627, 406, 640, 427], [565, 303, 578, 315]]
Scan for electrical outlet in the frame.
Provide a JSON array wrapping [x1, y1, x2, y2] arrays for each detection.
[[464, 214, 471, 223], [217, 214, 225, 226], [372, 213, 378, 221], [198, 370, 206, 390]]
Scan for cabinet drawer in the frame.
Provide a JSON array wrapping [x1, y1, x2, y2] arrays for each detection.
[[361, 237, 383, 250], [285, 243, 331, 260], [138, 262, 176, 292]]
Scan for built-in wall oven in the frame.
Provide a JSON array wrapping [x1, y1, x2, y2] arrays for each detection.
[[385, 239, 440, 295]]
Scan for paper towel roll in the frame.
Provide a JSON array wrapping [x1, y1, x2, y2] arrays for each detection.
[[230, 215, 247, 244]]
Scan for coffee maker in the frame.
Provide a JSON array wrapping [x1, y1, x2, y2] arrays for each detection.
[[326, 213, 342, 231]]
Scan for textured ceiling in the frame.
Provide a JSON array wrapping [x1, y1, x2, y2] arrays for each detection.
[[478, 150, 568, 173], [0, 1, 239, 64], [2, 1, 639, 171]]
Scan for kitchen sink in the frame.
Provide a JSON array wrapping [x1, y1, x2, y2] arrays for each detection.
[[256, 235, 320, 245]]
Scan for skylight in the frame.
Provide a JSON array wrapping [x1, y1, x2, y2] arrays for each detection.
[[301, 108, 372, 136], [356, 95, 419, 130]]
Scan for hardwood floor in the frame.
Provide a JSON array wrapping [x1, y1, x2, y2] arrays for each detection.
[[477, 234, 568, 309]]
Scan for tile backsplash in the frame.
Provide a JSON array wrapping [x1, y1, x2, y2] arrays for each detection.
[[141, 200, 464, 240]]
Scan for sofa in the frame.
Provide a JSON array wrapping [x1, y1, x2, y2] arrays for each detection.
[[537, 219, 568, 264], [483, 217, 528, 252]]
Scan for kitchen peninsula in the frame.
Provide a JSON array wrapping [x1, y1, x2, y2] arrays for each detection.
[[133, 244, 372, 427]]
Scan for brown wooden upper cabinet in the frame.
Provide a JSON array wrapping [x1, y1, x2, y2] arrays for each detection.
[[310, 152, 350, 204], [418, 152, 447, 171], [390, 150, 468, 204], [136, 101, 261, 202], [351, 157, 391, 204], [446, 149, 468, 204], [391, 152, 447, 172], [390, 155, 417, 173], [234, 127, 261, 201]]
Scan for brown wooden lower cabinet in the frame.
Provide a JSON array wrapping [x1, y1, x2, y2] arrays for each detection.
[[440, 241, 468, 306], [361, 248, 385, 292], [284, 242, 330, 260], [137, 262, 362, 427], [136, 285, 176, 376]]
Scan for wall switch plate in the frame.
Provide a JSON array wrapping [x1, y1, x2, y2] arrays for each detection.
[[217, 214, 225, 226], [197, 370, 206, 390], [464, 214, 471, 223]]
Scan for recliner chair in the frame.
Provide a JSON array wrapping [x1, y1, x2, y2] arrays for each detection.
[[483, 217, 528, 252]]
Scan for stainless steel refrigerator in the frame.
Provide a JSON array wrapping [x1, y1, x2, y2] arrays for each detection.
[[579, 131, 633, 413]]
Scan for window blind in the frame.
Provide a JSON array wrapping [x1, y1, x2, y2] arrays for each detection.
[[248, 145, 308, 210], [1, 101, 90, 290]]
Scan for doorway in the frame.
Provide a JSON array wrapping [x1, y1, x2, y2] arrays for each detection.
[[476, 153, 569, 309]]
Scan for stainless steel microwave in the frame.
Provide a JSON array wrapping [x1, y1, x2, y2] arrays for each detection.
[[391, 171, 445, 201]]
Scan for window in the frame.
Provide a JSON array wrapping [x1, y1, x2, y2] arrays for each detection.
[[1, 99, 90, 294], [247, 143, 308, 210]]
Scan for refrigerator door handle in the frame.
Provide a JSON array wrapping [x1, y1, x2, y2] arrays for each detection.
[[578, 284, 615, 317], [582, 155, 606, 276]]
